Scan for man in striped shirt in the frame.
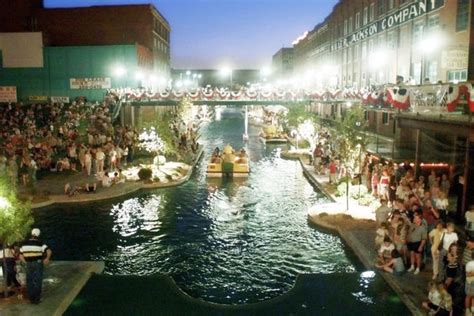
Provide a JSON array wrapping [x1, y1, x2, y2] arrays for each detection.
[[19, 228, 52, 304]]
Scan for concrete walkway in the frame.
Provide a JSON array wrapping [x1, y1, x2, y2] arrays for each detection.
[[20, 148, 203, 209], [294, 156, 428, 315], [0, 261, 104, 316]]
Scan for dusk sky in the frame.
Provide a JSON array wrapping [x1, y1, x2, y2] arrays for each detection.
[[44, 0, 338, 69]]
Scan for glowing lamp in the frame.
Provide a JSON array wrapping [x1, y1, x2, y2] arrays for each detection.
[[0, 197, 11, 209]]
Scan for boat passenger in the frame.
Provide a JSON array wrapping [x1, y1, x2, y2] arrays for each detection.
[[237, 149, 247, 163]]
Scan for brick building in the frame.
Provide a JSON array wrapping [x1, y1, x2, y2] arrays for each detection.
[[291, 0, 471, 88], [0, 0, 170, 74]]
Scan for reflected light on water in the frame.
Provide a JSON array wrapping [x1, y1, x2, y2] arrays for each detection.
[[111, 195, 163, 237]]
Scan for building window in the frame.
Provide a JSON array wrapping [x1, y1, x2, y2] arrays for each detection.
[[344, 19, 348, 35], [388, 0, 394, 10], [447, 69, 468, 83], [382, 112, 390, 125], [349, 17, 353, 33], [362, 42, 367, 58], [364, 110, 369, 121], [427, 61, 438, 83], [355, 12, 361, 29], [428, 15, 440, 31], [354, 44, 359, 60], [378, 0, 385, 15], [412, 22, 424, 45], [363, 7, 368, 25], [370, 3, 375, 21], [456, 0, 469, 32], [387, 31, 397, 50]]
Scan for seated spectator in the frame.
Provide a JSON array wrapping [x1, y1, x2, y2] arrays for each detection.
[[375, 222, 390, 251], [64, 183, 80, 196], [101, 173, 112, 188], [375, 249, 405, 275], [422, 282, 443, 314], [56, 157, 71, 172], [377, 236, 395, 265], [112, 169, 126, 184]]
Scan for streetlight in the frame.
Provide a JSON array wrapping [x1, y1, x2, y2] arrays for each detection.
[[418, 33, 443, 85], [112, 64, 127, 77], [0, 197, 10, 209], [261, 67, 272, 83], [220, 66, 233, 88]]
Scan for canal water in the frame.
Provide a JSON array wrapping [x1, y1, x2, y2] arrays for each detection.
[[35, 108, 408, 312]]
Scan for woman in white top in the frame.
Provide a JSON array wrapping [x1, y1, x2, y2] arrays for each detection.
[[438, 222, 458, 281]]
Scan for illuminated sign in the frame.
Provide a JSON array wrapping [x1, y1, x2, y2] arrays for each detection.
[[0, 86, 17, 102], [70, 77, 111, 90]]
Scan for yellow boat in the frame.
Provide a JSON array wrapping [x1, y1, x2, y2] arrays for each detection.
[[207, 144, 250, 178], [259, 125, 287, 144]]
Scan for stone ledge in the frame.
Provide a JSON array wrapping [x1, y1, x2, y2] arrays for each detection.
[[0, 261, 104, 316], [30, 147, 203, 209]]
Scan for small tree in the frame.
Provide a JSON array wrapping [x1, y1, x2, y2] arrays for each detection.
[[0, 176, 33, 298], [332, 106, 367, 177]]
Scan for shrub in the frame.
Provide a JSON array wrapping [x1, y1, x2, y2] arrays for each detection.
[[166, 174, 173, 180], [358, 194, 374, 206], [138, 168, 152, 181], [350, 185, 368, 200], [336, 182, 348, 197], [153, 177, 160, 182], [336, 183, 368, 200]]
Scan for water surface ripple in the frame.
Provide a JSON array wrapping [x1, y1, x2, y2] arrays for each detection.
[[35, 109, 356, 304]]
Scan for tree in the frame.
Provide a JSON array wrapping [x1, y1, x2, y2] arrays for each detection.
[[0, 176, 33, 298], [332, 106, 367, 177], [284, 102, 317, 133]]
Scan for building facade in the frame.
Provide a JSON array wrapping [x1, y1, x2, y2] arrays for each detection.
[[0, 35, 144, 101], [272, 47, 294, 79], [292, 0, 471, 88], [0, 0, 170, 75]]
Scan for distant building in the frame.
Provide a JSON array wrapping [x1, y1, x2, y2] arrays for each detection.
[[171, 69, 261, 88], [272, 48, 294, 80], [0, 0, 171, 101], [292, 0, 472, 88]]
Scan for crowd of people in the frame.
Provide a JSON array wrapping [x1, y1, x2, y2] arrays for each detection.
[[368, 158, 474, 315], [0, 100, 139, 190], [308, 124, 474, 315]]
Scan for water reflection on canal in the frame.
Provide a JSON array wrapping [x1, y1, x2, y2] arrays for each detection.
[[36, 108, 379, 305]]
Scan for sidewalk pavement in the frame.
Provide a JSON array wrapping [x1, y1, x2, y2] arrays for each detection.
[[0, 261, 104, 316]]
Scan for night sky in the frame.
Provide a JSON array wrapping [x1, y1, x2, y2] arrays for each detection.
[[44, 0, 338, 69]]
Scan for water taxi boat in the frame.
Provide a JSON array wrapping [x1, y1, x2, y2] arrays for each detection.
[[207, 145, 250, 178]]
